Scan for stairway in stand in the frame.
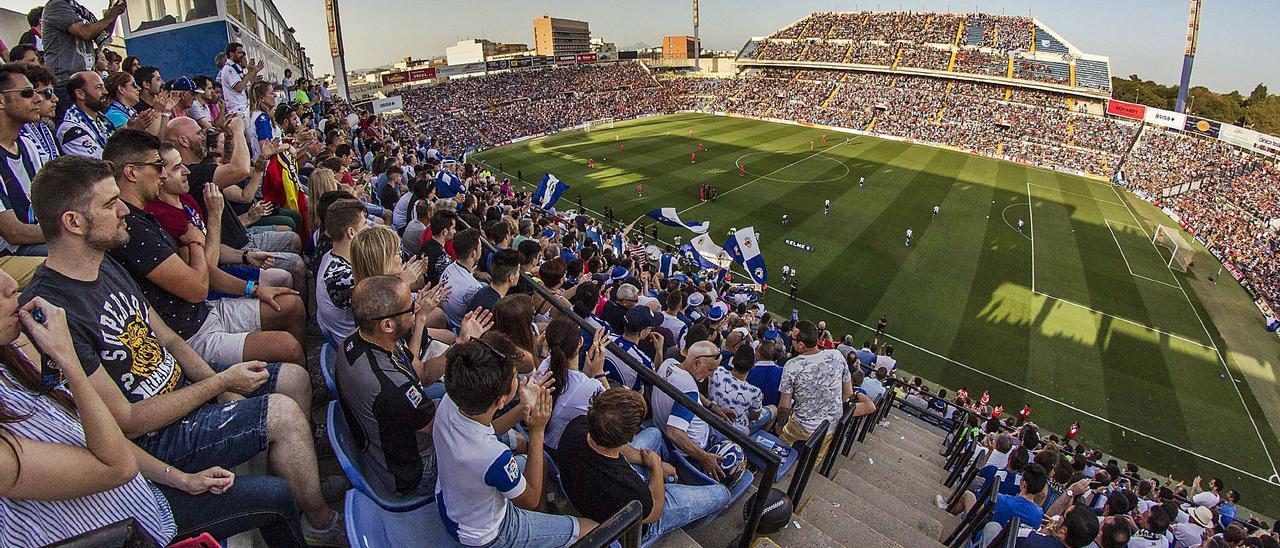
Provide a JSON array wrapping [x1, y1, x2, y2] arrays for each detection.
[[651, 407, 960, 547]]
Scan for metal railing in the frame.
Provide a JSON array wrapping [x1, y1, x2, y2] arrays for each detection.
[[785, 419, 830, 504], [462, 219, 782, 548], [571, 500, 644, 548]]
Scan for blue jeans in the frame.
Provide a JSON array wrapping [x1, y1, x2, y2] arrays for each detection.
[[161, 474, 305, 547], [627, 428, 731, 542], [488, 500, 580, 547], [746, 406, 775, 433], [136, 362, 282, 472]]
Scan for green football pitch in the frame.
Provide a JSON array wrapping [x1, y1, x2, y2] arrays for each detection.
[[475, 112, 1280, 510]]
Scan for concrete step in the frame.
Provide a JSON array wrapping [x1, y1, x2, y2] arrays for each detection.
[[799, 494, 902, 547], [839, 452, 944, 508], [859, 438, 947, 482], [750, 538, 781, 548], [869, 420, 943, 455], [800, 469, 947, 542], [652, 528, 703, 548], [886, 409, 948, 441], [828, 470, 946, 546], [760, 513, 843, 547], [688, 485, 754, 548], [833, 461, 958, 528], [880, 414, 945, 447]]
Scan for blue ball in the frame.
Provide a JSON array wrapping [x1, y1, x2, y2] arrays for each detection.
[[710, 440, 746, 484]]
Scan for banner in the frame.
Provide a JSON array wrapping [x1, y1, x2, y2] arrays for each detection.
[[409, 67, 435, 81], [510, 58, 533, 69], [460, 62, 487, 74], [556, 54, 578, 65], [486, 60, 511, 71], [381, 68, 434, 86], [532, 56, 553, 67], [1184, 116, 1221, 138], [1256, 132, 1280, 157], [1219, 124, 1258, 149], [371, 95, 403, 114], [1106, 99, 1146, 120], [324, 0, 342, 58], [576, 53, 598, 63], [1144, 107, 1186, 130], [380, 71, 409, 86]]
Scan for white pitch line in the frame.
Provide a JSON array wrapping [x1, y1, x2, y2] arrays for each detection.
[[1110, 184, 1280, 481], [1029, 182, 1126, 206], [678, 142, 847, 215], [1104, 219, 1182, 290], [474, 155, 1280, 486], [1027, 182, 1037, 293], [1031, 290, 1215, 350]]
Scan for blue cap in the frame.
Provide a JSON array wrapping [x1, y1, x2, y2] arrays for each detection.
[[763, 328, 782, 340], [686, 292, 705, 307], [610, 266, 629, 281], [171, 76, 198, 92], [624, 306, 662, 333]]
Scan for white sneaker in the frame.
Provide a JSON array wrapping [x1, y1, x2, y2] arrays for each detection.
[[935, 494, 948, 510], [302, 511, 347, 547]]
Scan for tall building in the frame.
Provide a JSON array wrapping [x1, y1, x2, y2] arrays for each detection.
[[662, 36, 700, 60], [533, 16, 591, 55]]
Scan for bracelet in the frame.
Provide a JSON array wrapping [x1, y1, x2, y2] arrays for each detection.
[[244, 280, 256, 297], [242, 250, 249, 264], [593, 373, 608, 380]]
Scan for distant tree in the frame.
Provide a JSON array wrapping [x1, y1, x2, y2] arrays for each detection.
[[1248, 84, 1269, 105]]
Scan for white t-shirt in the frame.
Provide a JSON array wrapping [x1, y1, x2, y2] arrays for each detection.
[[434, 395, 525, 546], [875, 355, 897, 373], [651, 358, 709, 449], [536, 357, 605, 450], [602, 336, 653, 391], [1191, 491, 1220, 508], [779, 349, 851, 433], [218, 63, 249, 117], [441, 262, 485, 327], [392, 193, 414, 231]]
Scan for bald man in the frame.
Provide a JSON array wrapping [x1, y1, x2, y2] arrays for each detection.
[[168, 115, 305, 290], [651, 340, 742, 481]]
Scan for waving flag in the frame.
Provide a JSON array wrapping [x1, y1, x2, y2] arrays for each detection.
[[722, 226, 767, 286], [611, 233, 625, 257], [681, 234, 732, 270], [435, 169, 465, 198], [533, 173, 570, 210], [647, 208, 709, 234], [658, 253, 676, 277]]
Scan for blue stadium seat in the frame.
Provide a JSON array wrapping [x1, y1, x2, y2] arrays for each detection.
[[327, 401, 434, 512], [744, 430, 798, 484], [344, 489, 460, 548], [319, 342, 338, 400]]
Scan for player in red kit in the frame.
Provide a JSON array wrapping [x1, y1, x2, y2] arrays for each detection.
[[739, 164, 746, 176], [589, 158, 594, 168], [698, 142, 704, 152], [636, 182, 643, 197], [1066, 422, 1080, 441], [691, 152, 696, 163], [620, 143, 624, 153]]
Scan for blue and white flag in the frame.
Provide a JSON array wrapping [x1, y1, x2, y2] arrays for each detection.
[[723, 226, 768, 286], [659, 253, 676, 277], [611, 233, 625, 256], [533, 173, 569, 210], [681, 234, 732, 270], [435, 169, 465, 198], [646, 208, 709, 234]]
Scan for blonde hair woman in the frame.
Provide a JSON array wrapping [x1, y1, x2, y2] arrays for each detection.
[[306, 168, 339, 229], [349, 226, 454, 341]]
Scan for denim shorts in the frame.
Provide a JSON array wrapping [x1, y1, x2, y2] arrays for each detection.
[[136, 362, 281, 472], [487, 500, 580, 548]]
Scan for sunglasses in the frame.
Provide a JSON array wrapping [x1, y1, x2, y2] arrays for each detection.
[[0, 87, 35, 99], [364, 302, 415, 322], [125, 159, 167, 171], [471, 337, 508, 361]]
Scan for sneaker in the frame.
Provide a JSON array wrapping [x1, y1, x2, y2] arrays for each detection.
[[320, 474, 351, 502], [935, 494, 948, 510], [302, 511, 347, 547]]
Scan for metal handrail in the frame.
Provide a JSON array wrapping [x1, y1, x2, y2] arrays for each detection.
[[785, 419, 830, 505], [459, 216, 781, 548], [571, 500, 643, 548]]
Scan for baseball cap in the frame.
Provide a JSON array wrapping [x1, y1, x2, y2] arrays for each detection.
[[707, 302, 728, 322], [610, 266, 630, 281], [686, 292, 705, 307], [624, 306, 662, 333], [171, 76, 198, 92]]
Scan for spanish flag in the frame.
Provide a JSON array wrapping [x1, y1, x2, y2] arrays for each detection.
[[262, 150, 309, 239]]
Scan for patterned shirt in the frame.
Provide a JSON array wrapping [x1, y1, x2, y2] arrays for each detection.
[[779, 349, 850, 433], [317, 252, 356, 340], [710, 367, 764, 430]]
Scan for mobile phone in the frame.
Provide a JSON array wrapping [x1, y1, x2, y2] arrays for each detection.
[[25, 307, 63, 392], [1088, 481, 1107, 490]]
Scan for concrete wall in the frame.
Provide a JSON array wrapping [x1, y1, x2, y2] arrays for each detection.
[[1, 7, 31, 51]]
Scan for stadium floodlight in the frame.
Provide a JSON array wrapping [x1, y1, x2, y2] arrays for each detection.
[[1153, 225, 1195, 272]]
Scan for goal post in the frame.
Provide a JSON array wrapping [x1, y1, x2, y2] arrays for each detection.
[[583, 118, 615, 133], [1152, 225, 1194, 272]]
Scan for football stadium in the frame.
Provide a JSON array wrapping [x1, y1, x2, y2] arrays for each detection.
[[2, 0, 1280, 546]]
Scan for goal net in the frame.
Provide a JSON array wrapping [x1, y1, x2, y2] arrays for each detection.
[[584, 118, 615, 133], [1152, 225, 1194, 272]]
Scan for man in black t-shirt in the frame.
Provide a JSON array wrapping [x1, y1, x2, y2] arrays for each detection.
[[103, 129, 305, 367], [21, 155, 347, 543], [558, 388, 728, 543], [466, 248, 521, 312], [418, 207, 456, 285], [337, 276, 448, 495]]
